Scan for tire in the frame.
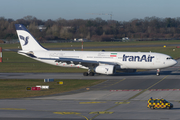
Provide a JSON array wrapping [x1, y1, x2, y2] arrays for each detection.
[[150, 106, 154, 109], [83, 72, 88, 76], [89, 72, 94, 76], [166, 106, 170, 109], [156, 73, 160, 76]]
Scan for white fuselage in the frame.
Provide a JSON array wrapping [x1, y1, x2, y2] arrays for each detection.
[[15, 24, 177, 76], [20, 50, 177, 70]]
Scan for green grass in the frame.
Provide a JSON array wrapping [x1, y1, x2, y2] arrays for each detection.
[[41, 40, 180, 48], [0, 79, 105, 99], [1, 40, 180, 49], [32, 40, 180, 49]]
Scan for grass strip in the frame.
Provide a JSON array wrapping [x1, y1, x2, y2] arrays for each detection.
[[1, 40, 180, 49], [0, 79, 105, 99]]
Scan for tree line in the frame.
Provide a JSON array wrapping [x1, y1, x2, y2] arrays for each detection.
[[1, 15, 180, 42]]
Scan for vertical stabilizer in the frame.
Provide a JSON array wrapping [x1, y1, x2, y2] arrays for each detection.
[[15, 24, 46, 51]]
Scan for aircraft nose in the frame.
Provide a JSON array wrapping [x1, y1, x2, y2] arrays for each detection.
[[172, 59, 177, 66]]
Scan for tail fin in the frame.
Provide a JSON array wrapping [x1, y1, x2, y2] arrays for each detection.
[[15, 24, 46, 51]]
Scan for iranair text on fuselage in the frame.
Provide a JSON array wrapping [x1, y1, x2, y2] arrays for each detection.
[[123, 54, 155, 62]]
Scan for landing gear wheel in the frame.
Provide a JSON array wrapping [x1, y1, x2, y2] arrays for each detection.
[[89, 72, 95, 76], [156, 72, 160, 76], [156, 69, 160, 76], [83, 72, 88, 76]]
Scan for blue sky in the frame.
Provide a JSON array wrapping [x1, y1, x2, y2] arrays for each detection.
[[1, 0, 180, 21]]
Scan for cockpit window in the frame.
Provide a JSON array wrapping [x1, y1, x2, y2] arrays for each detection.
[[166, 57, 173, 60]]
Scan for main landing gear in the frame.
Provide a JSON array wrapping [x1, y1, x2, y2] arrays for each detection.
[[83, 69, 95, 76], [156, 69, 160, 76], [83, 72, 95, 76]]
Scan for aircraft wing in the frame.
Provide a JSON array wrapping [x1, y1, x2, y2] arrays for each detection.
[[39, 57, 118, 67]]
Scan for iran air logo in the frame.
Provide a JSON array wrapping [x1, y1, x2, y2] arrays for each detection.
[[105, 68, 109, 71], [19, 35, 29, 46]]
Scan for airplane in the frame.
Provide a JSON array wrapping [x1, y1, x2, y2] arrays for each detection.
[[15, 24, 177, 76]]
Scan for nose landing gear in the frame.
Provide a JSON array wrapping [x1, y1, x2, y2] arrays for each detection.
[[156, 69, 160, 76]]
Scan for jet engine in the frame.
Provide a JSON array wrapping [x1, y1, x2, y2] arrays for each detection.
[[95, 65, 115, 75]]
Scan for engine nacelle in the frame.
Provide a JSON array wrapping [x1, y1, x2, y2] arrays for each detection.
[[95, 65, 115, 75]]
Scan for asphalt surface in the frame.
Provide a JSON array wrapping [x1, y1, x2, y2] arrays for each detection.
[[0, 66, 179, 80], [1, 60, 180, 120]]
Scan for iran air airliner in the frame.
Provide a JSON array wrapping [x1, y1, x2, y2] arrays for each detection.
[[15, 24, 177, 76]]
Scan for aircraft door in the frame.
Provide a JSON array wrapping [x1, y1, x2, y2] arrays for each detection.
[[156, 55, 161, 64]]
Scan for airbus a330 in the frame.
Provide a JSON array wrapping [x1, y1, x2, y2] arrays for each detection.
[[15, 24, 177, 76]]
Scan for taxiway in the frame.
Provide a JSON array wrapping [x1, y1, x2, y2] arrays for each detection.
[[0, 60, 180, 120]]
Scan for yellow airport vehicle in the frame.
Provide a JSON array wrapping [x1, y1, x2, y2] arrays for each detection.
[[147, 98, 173, 109]]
